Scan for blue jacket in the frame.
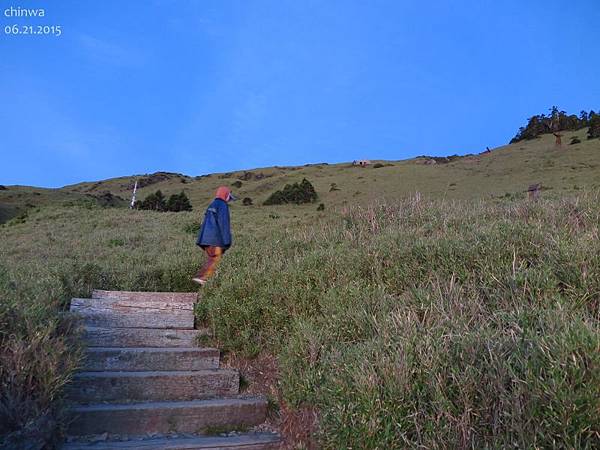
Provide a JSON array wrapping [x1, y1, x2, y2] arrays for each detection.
[[196, 198, 232, 249]]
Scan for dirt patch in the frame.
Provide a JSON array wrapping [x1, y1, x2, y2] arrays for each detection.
[[222, 352, 319, 449]]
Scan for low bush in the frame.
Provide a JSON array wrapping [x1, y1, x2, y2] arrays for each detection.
[[588, 115, 600, 139], [263, 179, 318, 205], [136, 190, 192, 212]]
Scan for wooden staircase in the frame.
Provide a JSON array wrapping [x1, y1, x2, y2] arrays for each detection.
[[63, 290, 280, 450]]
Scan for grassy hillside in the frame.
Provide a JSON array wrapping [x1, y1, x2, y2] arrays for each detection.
[[0, 186, 126, 224], [54, 129, 600, 205], [1, 130, 599, 448], [2, 129, 599, 224], [1, 194, 598, 448]]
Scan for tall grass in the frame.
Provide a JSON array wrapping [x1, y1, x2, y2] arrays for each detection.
[[1, 194, 599, 448], [0, 206, 201, 448], [200, 194, 600, 448]]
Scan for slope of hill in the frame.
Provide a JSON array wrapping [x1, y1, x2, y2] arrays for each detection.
[[2, 130, 599, 448], [1, 128, 599, 224], [0, 186, 126, 224]]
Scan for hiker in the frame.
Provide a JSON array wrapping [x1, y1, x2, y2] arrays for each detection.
[[193, 186, 236, 285]]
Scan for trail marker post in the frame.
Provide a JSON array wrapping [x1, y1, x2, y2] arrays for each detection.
[[130, 180, 138, 209]]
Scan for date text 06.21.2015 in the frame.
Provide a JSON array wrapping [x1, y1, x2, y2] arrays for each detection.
[[5, 24, 62, 36]]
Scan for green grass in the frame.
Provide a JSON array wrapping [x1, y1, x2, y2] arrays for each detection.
[[1, 133, 600, 447], [2, 193, 598, 448], [200, 193, 599, 448]]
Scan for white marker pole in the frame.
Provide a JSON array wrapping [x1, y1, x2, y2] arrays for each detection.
[[130, 180, 138, 209]]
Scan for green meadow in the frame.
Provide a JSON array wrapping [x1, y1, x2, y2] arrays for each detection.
[[1, 132, 599, 448]]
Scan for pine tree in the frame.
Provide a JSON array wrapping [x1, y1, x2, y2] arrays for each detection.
[[588, 114, 600, 140], [166, 191, 192, 212]]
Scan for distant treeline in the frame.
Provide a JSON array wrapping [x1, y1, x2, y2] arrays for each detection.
[[511, 106, 600, 143]]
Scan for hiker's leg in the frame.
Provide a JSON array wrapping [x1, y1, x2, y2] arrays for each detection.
[[195, 246, 223, 281]]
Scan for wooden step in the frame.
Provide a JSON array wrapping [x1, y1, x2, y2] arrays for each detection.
[[82, 326, 208, 348], [83, 348, 220, 372], [70, 298, 194, 329], [68, 370, 240, 403], [93, 290, 198, 304], [62, 433, 281, 449], [67, 398, 269, 436]]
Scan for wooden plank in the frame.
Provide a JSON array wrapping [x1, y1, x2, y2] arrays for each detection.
[[68, 370, 240, 403], [83, 347, 220, 372], [62, 433, 281, 450], [66, 398, 268, 436], [73, 297, 194, 311], [92, 290, 197, 304], [70, 298, 194, 329], [82, 326, 208, 348]]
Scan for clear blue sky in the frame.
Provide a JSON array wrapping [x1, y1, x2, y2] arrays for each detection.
[[1, 0, 599, 188]]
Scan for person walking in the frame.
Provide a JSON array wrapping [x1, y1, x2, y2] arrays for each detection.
[[193, 186, 236, 285]]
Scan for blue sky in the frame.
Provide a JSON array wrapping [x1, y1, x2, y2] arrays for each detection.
[[1, 0, 599, 188]]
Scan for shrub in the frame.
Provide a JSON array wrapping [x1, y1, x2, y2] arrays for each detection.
[[317, 203, 325, 211], [232, 181, 243, 189], [263, 179, 318, 205], [166, 191, 193, 212], [242, 197, 253, 206], [135, 190, 166, 211], [136, 191, 192, 212], [588, 114, 600, 139]]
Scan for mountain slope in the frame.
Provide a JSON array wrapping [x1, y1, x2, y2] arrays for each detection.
[[1, 128, 599, 223]]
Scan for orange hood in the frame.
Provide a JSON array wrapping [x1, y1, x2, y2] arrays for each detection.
[[215, 186, 231, 202]]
